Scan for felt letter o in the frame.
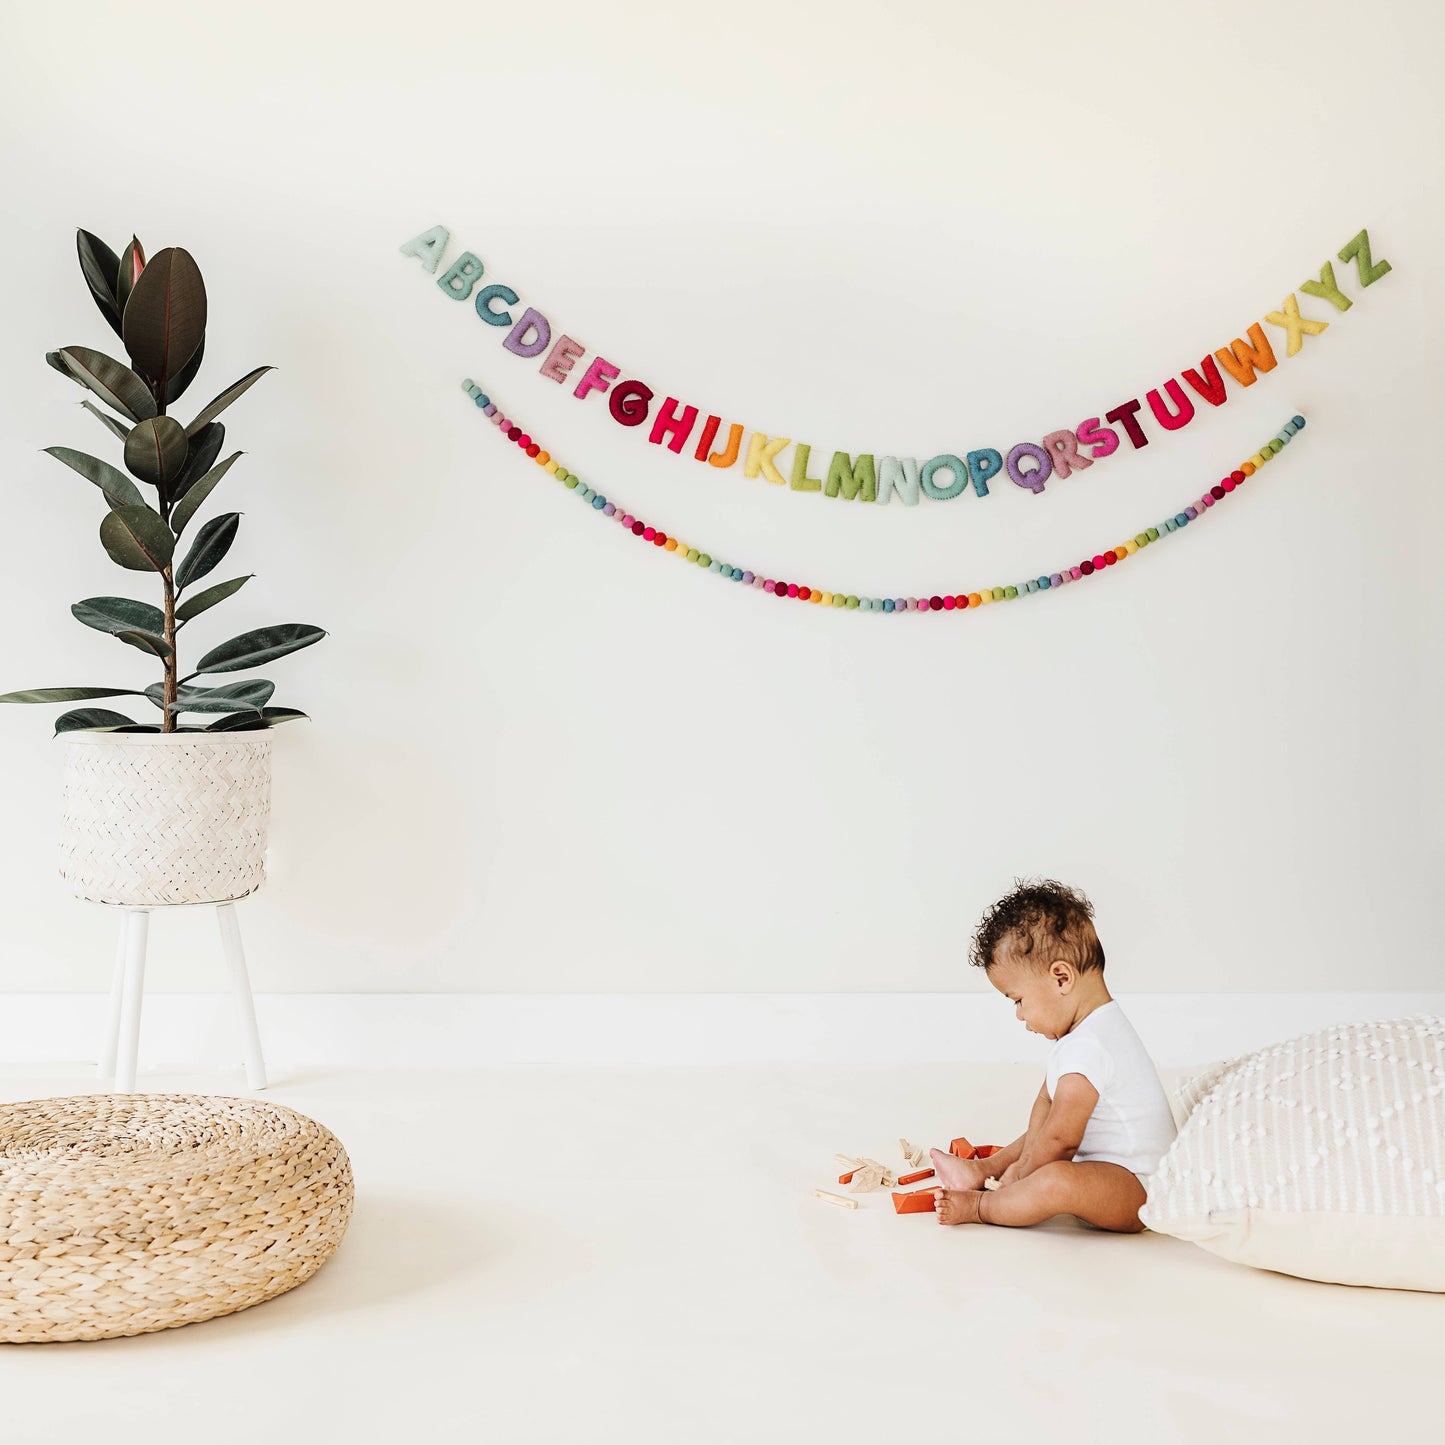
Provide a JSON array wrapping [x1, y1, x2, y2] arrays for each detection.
[[609, 380, 654, 427], [503, 307, 552, 359], [1006, 442, 1053, 494], [474, 284, 519, 327], [920, 453, 968, 501]]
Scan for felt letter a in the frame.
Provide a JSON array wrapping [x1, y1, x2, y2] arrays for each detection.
[[399, 225, 449, 274]]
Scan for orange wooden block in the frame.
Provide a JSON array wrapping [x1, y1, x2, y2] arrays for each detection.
[[975, 1145, 1000, 1159], [949, 1136, 976, 1160], [892, 1189, 939, 1215], [837, 1169, 857, 1184], [897, 1168, 935, 1186]]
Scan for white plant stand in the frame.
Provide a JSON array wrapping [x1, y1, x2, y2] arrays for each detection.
[[97, 901, 267, 1093]]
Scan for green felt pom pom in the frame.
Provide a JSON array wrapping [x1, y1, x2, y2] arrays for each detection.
[[1004, 585, 1018, 599], [831, 593, 845, 608], [697, 553, 711, 568], [845, 595, 858, 609], [564, 475, 578, 489]]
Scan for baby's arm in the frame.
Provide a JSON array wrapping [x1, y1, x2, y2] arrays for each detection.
[[962, 1082, 1051, 1183], [1011, 1074, 1098, 1181]]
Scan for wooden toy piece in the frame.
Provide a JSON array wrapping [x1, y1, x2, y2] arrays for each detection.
[[892, 1189, 939, 1215], [815, 1188, 859, 1210], [834, 1153, 861, 1168], [949, 1136, 977, 1160], [975, 1145, 1000, 1159], [837, 1169, 858, 1184], [848, 1164, 883, 1193], [899, 1138, 926, 1168], [897, 1168, 935, 1186], [983, 1177, 1002, 1191]]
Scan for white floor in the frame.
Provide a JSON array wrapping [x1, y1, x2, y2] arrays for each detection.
[[1, 1059, 1438, 1444]]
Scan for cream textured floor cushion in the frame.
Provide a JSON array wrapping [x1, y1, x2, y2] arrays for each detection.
[[0, 1093, 354, 1342], [1140, 1016, 1445, 1291]]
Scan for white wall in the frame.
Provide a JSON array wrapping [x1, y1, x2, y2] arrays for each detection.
[[1, 0, 1441, 996]]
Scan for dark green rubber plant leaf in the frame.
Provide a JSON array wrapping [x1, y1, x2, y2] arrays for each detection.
[[174, 573, 253, 624], [174, 511, 239, 588], [81, 400, 132, 444], [0, 686, 147, 705], [122, 416, 189, 494], [115, 236, 145, 317], [169, 452, 242, 536], [165, 334, 205, 406], [76, 229, 123, 338], [170, 421, 224, 502], [192, 623, 326, 675], [44, 446, 145, 511], [54, 707, 137, 734], [99, 504, 174, 573], [206, 707, 308, 732], [185, 366, 273, 438], [123, 247, 207, 399], [168, 679, 274, 714], [113, 629, 173, 659], [56, 346, 156, 423], [72, 596, 167, 636], [47, 350, 84, 385]]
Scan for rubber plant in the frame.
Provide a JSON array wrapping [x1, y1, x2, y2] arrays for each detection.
[[0, 230, 323, 733]]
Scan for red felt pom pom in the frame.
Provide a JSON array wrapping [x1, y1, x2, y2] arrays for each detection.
[[1080, 560, 1095, 576], [526, 444, 540, 458], [798, 586, 811, 601], [956, 594, 969, 609], [653, 532, 667, 546], [507, 426, 522, 441], [631, 521, 646, 536], [1211, 484, 1226, 500], [929, 595, 943, 610], [1104, 551, 1117, 565], [1230, 470, 1245, 483]]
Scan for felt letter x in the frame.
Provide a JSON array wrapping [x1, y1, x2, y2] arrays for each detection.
[[1263, 294, 1329, 357]]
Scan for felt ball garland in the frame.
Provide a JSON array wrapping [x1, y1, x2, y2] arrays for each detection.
[[463, 379, 1305, 614]]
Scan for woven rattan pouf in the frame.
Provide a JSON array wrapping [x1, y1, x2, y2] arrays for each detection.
[[0, 1093, 354, 1343]]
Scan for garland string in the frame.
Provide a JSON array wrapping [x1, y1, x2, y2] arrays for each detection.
[[463, 378, 1305, 614]]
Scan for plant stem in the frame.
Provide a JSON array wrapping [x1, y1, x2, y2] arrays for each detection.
[[162, 566, 177, 732]]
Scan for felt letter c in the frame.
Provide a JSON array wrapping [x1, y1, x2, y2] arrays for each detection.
[[475, 284, 520, 327]]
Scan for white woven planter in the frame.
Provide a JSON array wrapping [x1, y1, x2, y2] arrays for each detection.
[[59, 731, 273, 907]]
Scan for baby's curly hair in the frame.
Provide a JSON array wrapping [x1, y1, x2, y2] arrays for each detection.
[[970, 878, 1105, 975]]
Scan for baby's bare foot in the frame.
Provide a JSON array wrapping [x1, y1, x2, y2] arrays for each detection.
[[934, 1189, 984, 1226], [930, 1147, 985, 1191]]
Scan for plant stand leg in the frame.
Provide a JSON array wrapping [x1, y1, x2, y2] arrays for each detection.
[[98, 914, 127, 1080], [114, 907, 149, 1094], [217, 902, 267, 1091]]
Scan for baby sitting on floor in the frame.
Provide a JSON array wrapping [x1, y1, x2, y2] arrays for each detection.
[[931, 880, 1177, 1232]]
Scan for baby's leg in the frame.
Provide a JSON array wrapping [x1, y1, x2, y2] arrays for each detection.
[[973, 1161, 1146, 1233]]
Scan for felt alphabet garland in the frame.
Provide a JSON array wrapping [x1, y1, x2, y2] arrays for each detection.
[[402, 224, 1387, 511], [463, 375, 1306, 614]]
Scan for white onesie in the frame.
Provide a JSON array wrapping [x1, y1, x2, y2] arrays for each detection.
[[1045, 999, 1177, 1189]]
